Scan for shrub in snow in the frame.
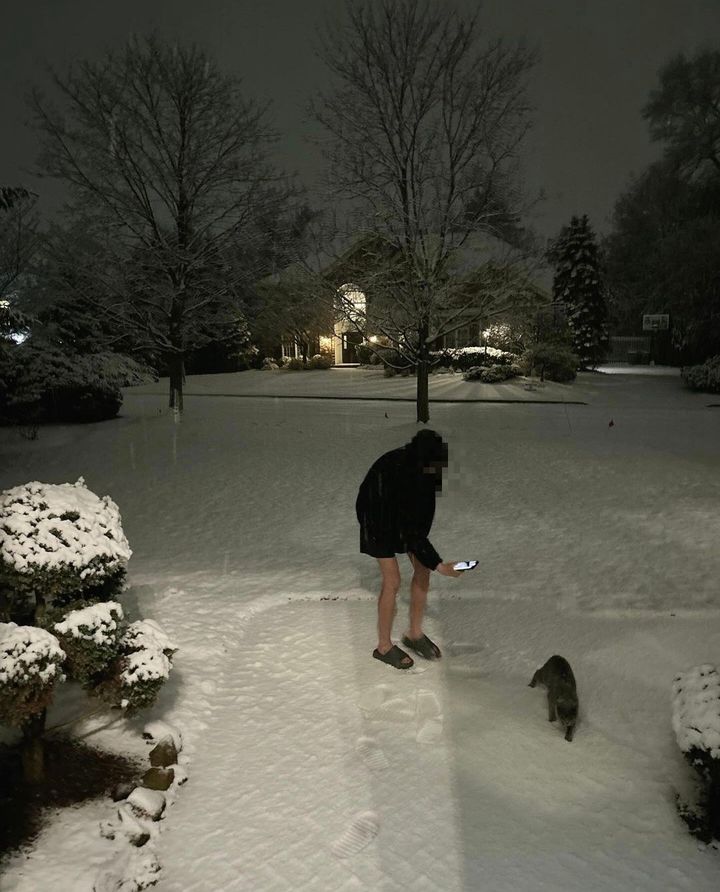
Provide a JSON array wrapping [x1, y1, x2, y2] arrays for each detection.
[[0, 478, 175, 784], [286, 357, 306, 370], [0, 478, 131, 622], [430, 346, 517, 372], [0, 623, 66, 726], [681, 356, 720, 394], [0, 343, 124, 426], [520, 342, 579, 383], [53, 601, 124, 687], [307, 353, 332, 370], [463, 364, 516, 383], [672, 665, 720, 843], [97, 619, 177, 712]]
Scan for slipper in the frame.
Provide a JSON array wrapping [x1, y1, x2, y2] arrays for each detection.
[[372, 645, 414, 670], [401, 634, 442, 660]]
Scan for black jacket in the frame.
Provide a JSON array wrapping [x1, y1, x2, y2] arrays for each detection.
[[355, 434, 445, 570]]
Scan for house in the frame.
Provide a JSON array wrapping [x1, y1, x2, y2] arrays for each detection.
[[264, 233, 549, 365]]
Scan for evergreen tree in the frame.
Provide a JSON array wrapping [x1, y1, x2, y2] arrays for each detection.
[[548, 215, 608, 367]]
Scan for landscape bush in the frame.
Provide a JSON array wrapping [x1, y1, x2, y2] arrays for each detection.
[[0, 344, 125, 425], [463, 364, 516, 383], [307, 353, 332, 370], [520, 342, 579, 383], [681, 355, 720, 394], [0, 478, 175, 784], [355, 343, 375, 365], [286, 357, 306, 370], [430, 346, 518, 372], [672, 665, 720, 843]]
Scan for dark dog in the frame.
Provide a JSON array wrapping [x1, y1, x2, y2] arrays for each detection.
[[529, 655, 579, 742]]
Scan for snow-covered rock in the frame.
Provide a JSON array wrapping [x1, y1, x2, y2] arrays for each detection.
[[142, 719, 183, 751], [127, 787, 166, 821]]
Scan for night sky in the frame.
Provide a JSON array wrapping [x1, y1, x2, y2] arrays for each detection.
[[1, 0, 717, 238]]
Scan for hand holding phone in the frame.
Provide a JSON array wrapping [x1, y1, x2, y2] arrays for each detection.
[[453, 560, 478, 572]]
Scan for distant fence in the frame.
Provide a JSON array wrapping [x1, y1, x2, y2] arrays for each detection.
[[607, 336, 652, 363]]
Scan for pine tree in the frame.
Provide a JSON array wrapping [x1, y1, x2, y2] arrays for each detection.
[[548, 215, 609, 367]]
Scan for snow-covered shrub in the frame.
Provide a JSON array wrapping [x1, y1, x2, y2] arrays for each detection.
[[0, 479, 175, 784], [286, 357, 305, 370], [482, 323, 524, 353], [0, 478, 131, 622], [0, 623, 66, 726], [0, 343, 124, 425], [98, 620, 177, 712], [430, 346, 517, 372], [521, 342, 579, 383], [681, 356, 720, 394], [355, 343, 374, 365], [307, 353, 332, 370], [463, 364, 516, 383], [672, 665, 720, 843], [53, 601, 124, 687]]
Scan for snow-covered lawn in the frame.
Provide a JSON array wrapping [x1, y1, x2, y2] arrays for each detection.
[[1, 369, 719, 890]]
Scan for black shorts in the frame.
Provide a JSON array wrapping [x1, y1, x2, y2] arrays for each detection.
[[360, 530, 406, 560]]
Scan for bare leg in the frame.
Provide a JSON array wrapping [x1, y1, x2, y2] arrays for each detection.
[[407, 552, 431, 640], [376, 557, 401, 655]]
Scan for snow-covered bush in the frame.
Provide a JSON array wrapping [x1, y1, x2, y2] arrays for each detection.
[[430, 346, 517, 372], [521, 342, 579, 383], [53, 601, 124, 687], [0, 343, 124, 425], [97, 619, 177, 712], [681, 356, 720, 394], [307, 353, 332, 370], [0, 623, 66, 726], [0, 478, 131, 622], [0, 478, 175, 783], [672, 665, 720, 843], [463, 364, 516, 383], [286, 357, 306, 370]]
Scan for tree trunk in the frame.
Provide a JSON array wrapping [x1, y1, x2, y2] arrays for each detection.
[[416, 317, 430, 423], [21, 709, 46, 784], [168, 352, 185, 415]]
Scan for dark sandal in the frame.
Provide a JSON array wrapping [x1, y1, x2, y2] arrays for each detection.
[[401, 634, 442, 660], [373, 645, 414, 670]]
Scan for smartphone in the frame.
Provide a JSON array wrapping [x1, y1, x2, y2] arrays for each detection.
[[453, 560, 478, 572]]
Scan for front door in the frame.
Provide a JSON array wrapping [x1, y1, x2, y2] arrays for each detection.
[[342, 331, 363, 363]]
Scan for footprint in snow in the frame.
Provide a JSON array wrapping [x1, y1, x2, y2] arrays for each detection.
[[356, 736, 389, 771], [416, 690, 443, 744], [445, 641, 484, 657], [331, 811, 380, 858]]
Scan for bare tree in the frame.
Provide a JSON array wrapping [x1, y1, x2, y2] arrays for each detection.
[[311, 0, 541, 421], [30, 35, 298, 414]]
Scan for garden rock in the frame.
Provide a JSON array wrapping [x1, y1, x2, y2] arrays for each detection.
[[143, 720, 183, 752], [149, 736, 178, 767], [142, 766, 174, 791], [128, 786, 166, 821], [111, 781, 136, 802]]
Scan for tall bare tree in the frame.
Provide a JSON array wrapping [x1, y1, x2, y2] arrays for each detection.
[[30, 35, 298, 413], [311, 0, 540, 421]]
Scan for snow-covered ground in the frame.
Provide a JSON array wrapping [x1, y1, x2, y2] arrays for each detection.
[[1, 368, 719, 891]]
